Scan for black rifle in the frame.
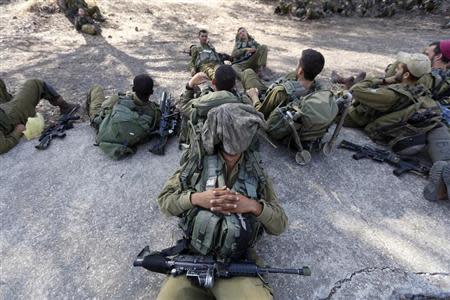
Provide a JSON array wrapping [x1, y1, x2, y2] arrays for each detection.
[[133, 246, 311, 288], [339, 140, 430, 177], [149, 91, 179, 155], [35, 106, 80, 150]]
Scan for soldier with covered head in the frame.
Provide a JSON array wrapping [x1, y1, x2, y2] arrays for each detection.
[[156, 103, 288, 300]]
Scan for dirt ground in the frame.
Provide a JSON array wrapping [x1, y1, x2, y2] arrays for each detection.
[[0, 1, 449, 299], [0, 0, 446, 120]]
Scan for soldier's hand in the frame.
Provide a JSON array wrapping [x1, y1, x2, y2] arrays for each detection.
[[188, 72, 209, 88], [191, 186, 228, 210], [246, 88, 260, 104], [246, 48, 256, 54], [14, 124, 26, 134], [210, 191, 263, 216]]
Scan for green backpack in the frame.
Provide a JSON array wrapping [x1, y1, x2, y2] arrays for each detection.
[[266, 90, 339, 142], [95, 98, 156, 160], [178, 152, 265, 262]]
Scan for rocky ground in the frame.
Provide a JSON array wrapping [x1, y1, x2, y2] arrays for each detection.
[[0, 0, 449, 299]]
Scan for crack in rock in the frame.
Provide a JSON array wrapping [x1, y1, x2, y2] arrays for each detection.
[[320, 266, 450, 300]]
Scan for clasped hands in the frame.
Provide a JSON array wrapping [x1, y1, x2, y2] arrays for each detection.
[[191, 186, 262, 216]]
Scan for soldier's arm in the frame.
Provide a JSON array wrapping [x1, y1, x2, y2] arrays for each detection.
[[179, 87, 196, 118], [100, 94, 119, 110], [188, 47, 199, 73], [156, 167, 195, 217], [231, 43, 246, 59], [351, 79, 399, 111], [256, 178, 288, 236], [0, 130, 22, 154]]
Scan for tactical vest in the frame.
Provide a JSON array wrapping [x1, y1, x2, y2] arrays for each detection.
[[234, 39, 258, 60], [266, 77, 309, 102], [179, 152, 265, 262], [95, 95, 158, 160], [364, 84, 443, 146], [194, 44, 221, 68], [430, 68, 450, 103]]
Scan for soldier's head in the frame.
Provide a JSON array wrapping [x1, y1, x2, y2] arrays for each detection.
[[424, 40, 450, 68], [396, 52, 431, 83], [198, 29, 209, 45], [237, 27, 249, 41], [77, 8, 85, 16], [213, 65, 236, 92], [132, 74, 154, 102], [296, 49, 325, 81]]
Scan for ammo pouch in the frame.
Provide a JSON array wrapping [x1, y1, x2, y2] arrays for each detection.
[[179, 208, 262, 262]]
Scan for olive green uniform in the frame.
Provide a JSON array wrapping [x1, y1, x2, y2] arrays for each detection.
[[87, 85, 159, 125], [62, 0, 103, 19], [0, 79, 56, 154], [156, 153, 287, 300], [242, 69, 320, 119], [189, 43, 222, 80], [345, 78, 450, 163], [74, 15, 100, 35], [231, 37, 268, 80]]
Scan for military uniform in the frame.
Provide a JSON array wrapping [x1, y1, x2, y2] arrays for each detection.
[[156, 153, 287, 300], [189, 43, 222, 80], [86, 85, 160, 159], [0, 79, 63, 154], [74, 15, 100, 35], [345, 78, 450, 163], [242, 69, 321, 118], [177, 86, 251, 144], [231, 37, 268, 79], [61, 0, 103, 20]]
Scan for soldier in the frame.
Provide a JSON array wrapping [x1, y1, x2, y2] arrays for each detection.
[[156, 103, 288, 300], [86, 74, 161, 160], [231, 27, 270, 81], [74, 8, 101, 35], [189, 30, 223, 80], [59, 0, 105, 22], [0, 79, 78, 154], [344, 52, 450, 201], [243, 48, 326, 119], [178, 65, 251, 145]]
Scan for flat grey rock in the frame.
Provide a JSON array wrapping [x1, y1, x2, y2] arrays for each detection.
[[1, 123, 449, 299]]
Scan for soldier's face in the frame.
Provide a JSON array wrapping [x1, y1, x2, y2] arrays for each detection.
[[199, 33, 209, 44], [238, 28, 248, 40], [423, 45, 438, 66]]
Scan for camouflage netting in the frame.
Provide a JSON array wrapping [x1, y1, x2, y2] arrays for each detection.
[[274, 0, 449, 21]]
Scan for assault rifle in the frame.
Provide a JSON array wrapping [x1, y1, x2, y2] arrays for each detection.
[[35, 106, 80, 150], [149, 91, 179, 155], [133, 246, 311, 288], [339, 140, 430, 177]]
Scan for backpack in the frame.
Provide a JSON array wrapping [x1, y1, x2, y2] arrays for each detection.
[[178, 151, 265, 262], [266, 90, 339, 142], [95, 97, 157, 160]]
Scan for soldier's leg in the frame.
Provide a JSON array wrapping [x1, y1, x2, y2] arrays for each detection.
[[212, 277, 273, 300], [8, 79, 47, 125], [258, 86, 288, 118], [241, 69, 267, 92], [200, 64, 218, 80], [156, 276, 213, 300], [427, 125, 450, 163], [423, 125, 450, 201], [255, 44, 268, 68], [86, 5, 104, 20], [0, 79, 13, 104], [87, 85, 106, 119]]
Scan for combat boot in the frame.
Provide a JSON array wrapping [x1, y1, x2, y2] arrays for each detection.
[[423, 161, 448, 201], [51, 96, 80, 115]]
